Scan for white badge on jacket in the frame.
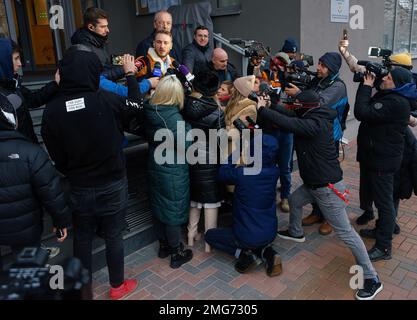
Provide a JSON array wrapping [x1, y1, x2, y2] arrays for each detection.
[[66, 98, 86, 112]]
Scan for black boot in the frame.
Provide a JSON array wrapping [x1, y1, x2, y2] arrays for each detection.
[[262, 246, 282, 277], [394, 223, 401, 235], [158, 239, 171, 259], [170, 243, 193, 269], [356, 210, 375, 225], [234, 250, 261, 274]]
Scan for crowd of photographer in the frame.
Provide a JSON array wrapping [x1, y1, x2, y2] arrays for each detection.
[[1, 6, 417, 301]]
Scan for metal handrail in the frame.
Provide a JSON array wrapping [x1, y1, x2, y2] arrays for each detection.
[[213, 33, 249, 76]]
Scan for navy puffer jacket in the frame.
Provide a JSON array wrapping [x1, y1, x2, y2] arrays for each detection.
[[218, 134, 279, 248]]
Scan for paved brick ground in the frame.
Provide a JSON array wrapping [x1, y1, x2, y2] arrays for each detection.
[[93, 128, 417, 300]]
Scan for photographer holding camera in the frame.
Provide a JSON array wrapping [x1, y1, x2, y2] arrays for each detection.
[[354, 66, 415, 261], [286, 52, 349, 236], [339, 38, 417, 227]]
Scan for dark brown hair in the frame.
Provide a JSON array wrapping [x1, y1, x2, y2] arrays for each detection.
[[83, 7, 108, 27], [194, 25, 209, 36]]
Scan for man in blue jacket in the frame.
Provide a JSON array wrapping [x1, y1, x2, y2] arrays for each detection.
[[205, 133, 282, 277]]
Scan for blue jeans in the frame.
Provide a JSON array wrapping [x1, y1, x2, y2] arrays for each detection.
[[70, 178, 128, 288], [277, 132, 293, 199]]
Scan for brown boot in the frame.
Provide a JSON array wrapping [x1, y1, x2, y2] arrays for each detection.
[[319, 221, 333, 235], [302, 214, 323, 226]]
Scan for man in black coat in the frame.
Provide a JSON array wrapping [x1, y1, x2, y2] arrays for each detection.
[[355, 67, 416, 261], [0, 39, 59, 143], [71, 7, 111, 67], [41, 48, 143, 300], [257, 90, 383, 300], [207, 48, 240, 83], [71, 7, 126, 82], [0, 95, 70, 270], [182, 26, 213, 74]]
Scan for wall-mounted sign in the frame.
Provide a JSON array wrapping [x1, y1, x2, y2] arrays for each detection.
[[331, 0, 350, 23]]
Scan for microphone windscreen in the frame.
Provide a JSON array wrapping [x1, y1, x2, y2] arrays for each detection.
[[172, 60, 180, 69], [178, 65, 190, 75]]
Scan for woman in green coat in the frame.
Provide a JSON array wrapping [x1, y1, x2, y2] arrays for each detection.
[[144, 75, 193, 269]]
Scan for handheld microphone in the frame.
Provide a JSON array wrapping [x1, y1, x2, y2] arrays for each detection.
[[171, 61, 193, 94], [134, 57, 146, 71], [233, 118, 248, 132], [179, 65, 195, 82], [152, 62, 162, 78], [246, 116, 259, 129]]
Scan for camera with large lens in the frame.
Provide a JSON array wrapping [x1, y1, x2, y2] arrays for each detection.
[[0, 248, 90, 300], [353, 60, 390, 83], [353, 46, 393, 83], [285, 72, 312, 90]]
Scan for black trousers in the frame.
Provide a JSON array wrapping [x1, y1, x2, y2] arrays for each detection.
[[361, 167, 396, 250], [71, 178, 128, 288], [359, 163, 374, 212], [153, 217, 181, 250]]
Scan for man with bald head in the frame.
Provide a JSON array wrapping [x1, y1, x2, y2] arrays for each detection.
[[207, 48, 239, 82], [136, 10, 182, 61]]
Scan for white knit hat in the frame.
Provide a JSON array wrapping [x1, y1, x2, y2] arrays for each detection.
[[233, 75, 255, 97]]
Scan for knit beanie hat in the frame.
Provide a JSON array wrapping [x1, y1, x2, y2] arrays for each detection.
[[319, 52, 342, 75], [234, 75, 256, 97], [390, 52, 412, 68], [281, 37, 298, 54], [390, 66, 413, 88], [193, 70, 220, 97], [0, 94, 17, 131]]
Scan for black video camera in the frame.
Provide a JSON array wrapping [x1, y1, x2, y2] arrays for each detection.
[[353, 61, 390, 83], [285, 72, 312, 90], [0, 248, 91, 300], [353, 46, 393, 83], [229, 38, 271, 60]]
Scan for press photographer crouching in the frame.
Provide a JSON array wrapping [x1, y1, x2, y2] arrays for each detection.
[[205, 127, 283, 277], [354, 66, 417, 262], [256, 91, 382, 300]]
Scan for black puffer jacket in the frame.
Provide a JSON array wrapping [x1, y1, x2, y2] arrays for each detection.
[[0, 131, 71, 246], [182, 95, 225, 203], [355, 85, 411, 172], [257, 105, 343, 186], [394, 127, 417, 199]]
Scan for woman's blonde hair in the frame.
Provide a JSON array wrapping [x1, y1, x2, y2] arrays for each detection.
[[225, 88, 246, 124], [150, 75, 184, 109]]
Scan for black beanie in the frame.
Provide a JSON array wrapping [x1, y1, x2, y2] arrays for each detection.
[[281, 37, 298, 54], [319, 52, 342, 75], [0, 94, 17, 131], [390, 66, 413, 88], [193, 70, 220, 97]]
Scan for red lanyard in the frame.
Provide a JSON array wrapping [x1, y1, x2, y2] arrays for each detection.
[[328, 183, 350, 204]]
